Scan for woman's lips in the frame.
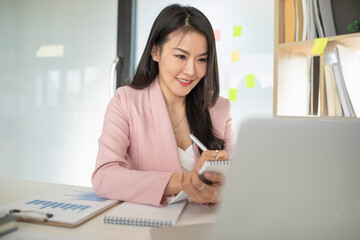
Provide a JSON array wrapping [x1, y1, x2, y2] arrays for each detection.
[[176, 78, 193, 86]]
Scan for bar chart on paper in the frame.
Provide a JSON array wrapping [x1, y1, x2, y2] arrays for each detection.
[[26, 199, 91, 211], [25, 189, 109, 211], [2, 186, 118, 226]]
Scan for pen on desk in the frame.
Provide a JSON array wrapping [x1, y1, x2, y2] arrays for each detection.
[[17, 214, 49, 222], [9, 209, 53, 222], [189, 134, 208, 151]]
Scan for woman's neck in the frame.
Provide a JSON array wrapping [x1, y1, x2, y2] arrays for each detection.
[[164, 94, 186, 113], [158, 80, 186, 113]]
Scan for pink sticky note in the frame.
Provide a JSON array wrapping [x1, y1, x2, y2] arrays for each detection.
[[214, 30, 221, 42]]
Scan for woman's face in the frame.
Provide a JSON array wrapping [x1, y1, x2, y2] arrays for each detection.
[[152, 30, 208, 99]]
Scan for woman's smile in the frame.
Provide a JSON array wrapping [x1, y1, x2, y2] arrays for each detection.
[[176, 77, 194, 86]]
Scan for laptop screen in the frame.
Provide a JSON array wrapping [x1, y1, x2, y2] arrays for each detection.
[[212, 118, 360, 240]]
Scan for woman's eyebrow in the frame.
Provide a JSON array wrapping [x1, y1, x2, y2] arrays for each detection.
[[173, 47, 208, 56]]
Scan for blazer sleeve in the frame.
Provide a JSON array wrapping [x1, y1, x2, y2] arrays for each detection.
[[91, 88, 173, 206]]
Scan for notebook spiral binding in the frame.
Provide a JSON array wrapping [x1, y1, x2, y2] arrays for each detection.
[[208, 160, 232, 165], [103, 216, 172, 228]]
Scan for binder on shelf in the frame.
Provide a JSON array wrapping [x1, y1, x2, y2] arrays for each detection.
[[295, 0, 303, 41], [332, 63, 353, 118], [318, 0, 336, 37], [335, 44, 359, 117], [324, 65, 343, 117], [330, 65, 343, 117], [301, 0, 308, 41], [324, 65, 334, 116], [284, 0, 296, 43], [310, 55, 320, 115], [312, 0, 324, 38], [307, 0, 317, 40]]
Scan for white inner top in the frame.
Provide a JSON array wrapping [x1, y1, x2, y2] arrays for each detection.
[[178, 145, 195, 173]]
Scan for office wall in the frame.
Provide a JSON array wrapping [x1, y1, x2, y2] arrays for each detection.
[[0, 0, 274, 185], [0, 0, 118, 186], [135, 0, 274, 135]]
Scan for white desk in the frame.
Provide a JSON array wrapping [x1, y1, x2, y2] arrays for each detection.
[[0, 177, 217, 240]]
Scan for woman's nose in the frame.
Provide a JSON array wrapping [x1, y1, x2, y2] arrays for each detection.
[[183, 60, 196, 77]]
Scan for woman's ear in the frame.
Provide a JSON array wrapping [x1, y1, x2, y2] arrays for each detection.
[[151, 45, 160, 62]]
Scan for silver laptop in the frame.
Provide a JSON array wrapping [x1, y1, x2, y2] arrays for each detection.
[[152, 118, 360, 240]]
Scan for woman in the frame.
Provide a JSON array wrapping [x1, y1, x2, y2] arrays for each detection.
[[92, 4, 234, 206]]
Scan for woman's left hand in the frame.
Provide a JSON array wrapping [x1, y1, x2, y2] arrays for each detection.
[[180, 150, 227, 204]]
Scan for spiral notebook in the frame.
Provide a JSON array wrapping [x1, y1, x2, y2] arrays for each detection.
[[103, 201, 187, 228], [198, 160, 232, 184], [168, 160, 232, 204]]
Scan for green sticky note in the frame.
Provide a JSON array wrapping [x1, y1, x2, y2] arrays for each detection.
[[246, 74, 255, 88], [310, 38, 328, 55], [233, 26, 242, 37], [228, 89, 238, 102], [231, 50, 239, 62]]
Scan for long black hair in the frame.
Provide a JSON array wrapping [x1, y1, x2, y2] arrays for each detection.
[[130, 4, 224, 151]]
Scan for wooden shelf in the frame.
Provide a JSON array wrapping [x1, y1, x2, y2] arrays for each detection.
[[274, 0, 360, 118], [278, 32, 360, 56]]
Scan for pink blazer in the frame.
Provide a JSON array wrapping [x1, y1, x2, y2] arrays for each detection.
[[92, 78, 234, 206]]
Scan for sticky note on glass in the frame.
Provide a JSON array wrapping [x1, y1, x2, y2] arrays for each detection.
[[231, 50, 239, 62], [246, 74, 255, 88], [228, 89, 238, 102], [214, 30, 221, 42], [310, 38, 328, 55], [233, 26, 242, 37], [36, 45, 64, 58]]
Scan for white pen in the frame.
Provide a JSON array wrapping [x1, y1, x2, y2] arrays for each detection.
[[189, 134, 217, 185], [189, 134, 208, 151]]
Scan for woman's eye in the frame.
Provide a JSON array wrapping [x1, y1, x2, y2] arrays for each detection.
[[198, 58, 207, 63], [175, 55, 186, 59]]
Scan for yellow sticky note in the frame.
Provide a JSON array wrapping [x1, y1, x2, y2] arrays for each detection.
[[228, 89, 238, 102], [233, 26, 242, 37], [214, 29, 221, 42], [231, 50, 239, 62], [310, 38, 328, 55], [246, 74, 255, 88]]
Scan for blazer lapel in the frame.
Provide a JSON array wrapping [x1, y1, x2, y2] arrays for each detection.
[[149, 78, 182, 172]]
